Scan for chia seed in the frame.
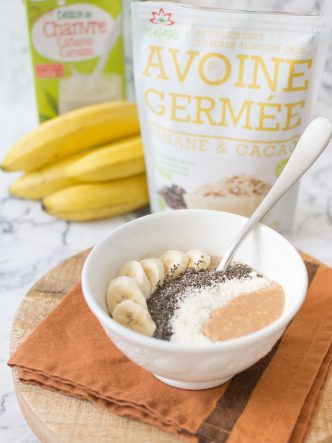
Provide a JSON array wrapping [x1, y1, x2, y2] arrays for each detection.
[[147, 262, 255, 341]]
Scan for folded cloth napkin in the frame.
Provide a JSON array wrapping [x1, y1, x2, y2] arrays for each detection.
[[8, 262, 332, 443]]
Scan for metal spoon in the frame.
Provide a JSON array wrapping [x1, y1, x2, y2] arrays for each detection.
[[217, 117, 332, 273]]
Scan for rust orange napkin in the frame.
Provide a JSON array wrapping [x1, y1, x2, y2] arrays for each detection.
[[8, 262, 332, 443]]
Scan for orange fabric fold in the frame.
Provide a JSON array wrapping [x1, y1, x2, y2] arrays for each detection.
[[8, 264, 332, 443]]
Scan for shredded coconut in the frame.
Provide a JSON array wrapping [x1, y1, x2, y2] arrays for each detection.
[[170, 276, 271, 344]]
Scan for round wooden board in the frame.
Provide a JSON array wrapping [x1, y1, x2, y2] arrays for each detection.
[[10, 251, 332, 443]]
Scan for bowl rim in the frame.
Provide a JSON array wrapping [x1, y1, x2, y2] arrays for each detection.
[[81, 209, 308, 353]]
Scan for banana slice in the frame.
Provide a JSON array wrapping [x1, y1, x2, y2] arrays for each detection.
[[159, 250, 189, 279], [186, 249, 211, 271], [140, 258, 165, 294], [106, 276, 147, 315], [119, 260, 151, 299], [112, 300, 156, 336]]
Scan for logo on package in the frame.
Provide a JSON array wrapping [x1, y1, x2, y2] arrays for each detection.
[[150, 8, 174, 26]]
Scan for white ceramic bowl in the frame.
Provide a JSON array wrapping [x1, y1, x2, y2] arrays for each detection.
[[82, 209, 308, 390]]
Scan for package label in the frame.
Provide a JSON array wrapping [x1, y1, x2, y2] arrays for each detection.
[[26, 0, 125, 121], [132, 2, 331, 231]]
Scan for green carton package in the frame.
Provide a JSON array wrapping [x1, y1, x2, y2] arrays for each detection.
[[25, 0, 125, 122]]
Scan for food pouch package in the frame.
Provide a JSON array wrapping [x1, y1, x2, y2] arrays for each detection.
[[132, 1, 332, 231], [25, 0, 125, 122]]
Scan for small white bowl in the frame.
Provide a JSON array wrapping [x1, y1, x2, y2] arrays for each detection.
[[82, 209, 308, 390]]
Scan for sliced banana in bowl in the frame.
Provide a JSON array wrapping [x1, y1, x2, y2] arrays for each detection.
[[119, 260, 151, 299], [159, 250, 189, 279], [106, 249, 211, 338], [186, 249, 211, 271], [107, 276, 147, 315], [112, 300, 156, 336], [140, 258, 165, 294]]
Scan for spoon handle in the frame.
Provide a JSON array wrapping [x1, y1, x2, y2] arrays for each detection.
[[217, 117, 332, 273]]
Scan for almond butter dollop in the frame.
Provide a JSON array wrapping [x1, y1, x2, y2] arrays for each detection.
[[204, 283, 285, 341]]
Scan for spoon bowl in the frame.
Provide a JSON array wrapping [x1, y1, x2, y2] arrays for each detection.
[[82, 209, 307, 390]]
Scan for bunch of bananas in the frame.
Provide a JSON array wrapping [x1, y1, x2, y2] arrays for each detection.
[[1, 102, 149, 221]]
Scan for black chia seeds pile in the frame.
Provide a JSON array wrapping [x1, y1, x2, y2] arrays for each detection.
[[158, 184, 187, 209], [147, 262, 258, 341]]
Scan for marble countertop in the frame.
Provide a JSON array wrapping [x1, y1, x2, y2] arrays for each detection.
[[1, 1, 332, 442]]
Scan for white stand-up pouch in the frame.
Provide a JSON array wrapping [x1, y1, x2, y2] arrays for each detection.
[[132, 2, 331, 231]]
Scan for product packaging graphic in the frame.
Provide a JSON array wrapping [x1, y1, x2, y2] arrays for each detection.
[[26, 0, 125, 122]]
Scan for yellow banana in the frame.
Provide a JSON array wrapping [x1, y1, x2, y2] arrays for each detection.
[[9, 153, 83, 200], [43, 174, 149, 221], [65, 136, 145, 182], [1, 101, 140, 173]]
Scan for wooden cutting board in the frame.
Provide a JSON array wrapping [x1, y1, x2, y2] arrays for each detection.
[[10, 250, 332, 443]]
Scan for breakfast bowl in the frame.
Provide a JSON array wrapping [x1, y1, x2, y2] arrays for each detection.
[[81, 209, 308, 390]]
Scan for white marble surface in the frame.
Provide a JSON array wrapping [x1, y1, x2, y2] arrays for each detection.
[[0, 1, 332, 442]]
